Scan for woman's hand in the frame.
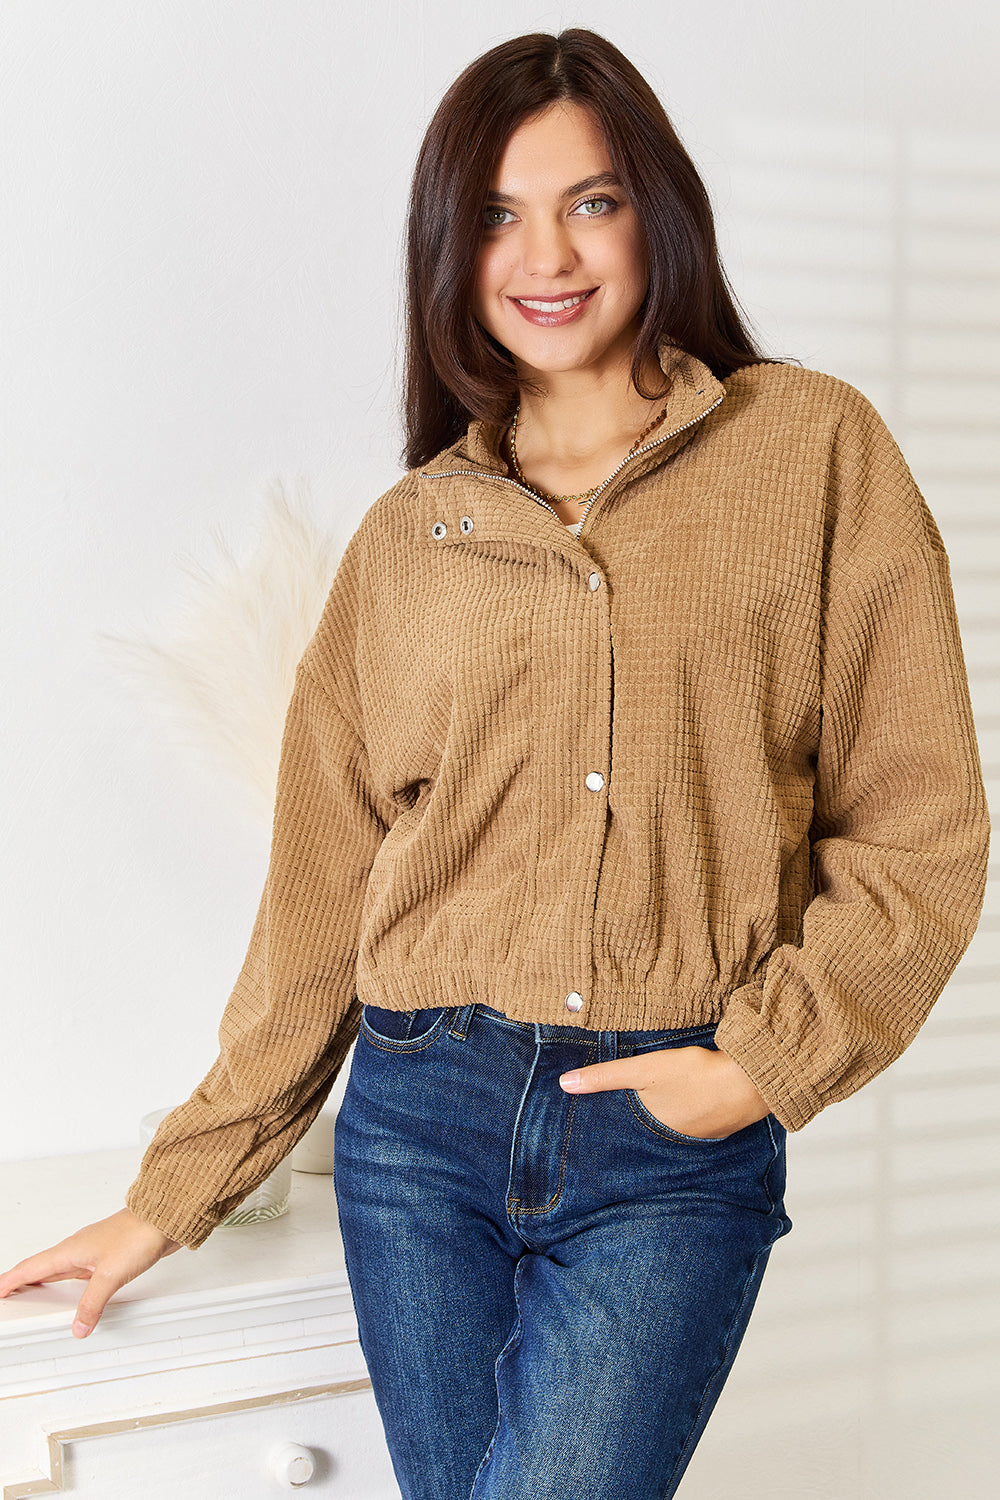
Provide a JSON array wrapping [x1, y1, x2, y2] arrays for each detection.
[[0, 1207, 183, 1338], [559, 1044, 771, 1139]]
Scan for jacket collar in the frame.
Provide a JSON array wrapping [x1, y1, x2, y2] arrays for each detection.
[[419, 341, 726, 480]]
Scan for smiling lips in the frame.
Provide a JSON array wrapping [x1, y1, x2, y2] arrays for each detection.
[[510, 288, 598, 326]]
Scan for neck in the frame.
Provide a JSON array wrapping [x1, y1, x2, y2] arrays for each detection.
[[513, 349, 671, 467]]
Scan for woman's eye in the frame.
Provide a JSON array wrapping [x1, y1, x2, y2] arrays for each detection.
[[482, 198, 616, 228], [575, 197, 615, 217]]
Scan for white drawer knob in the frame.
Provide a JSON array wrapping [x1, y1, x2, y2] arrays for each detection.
[[268, 1442, 317, 1487]]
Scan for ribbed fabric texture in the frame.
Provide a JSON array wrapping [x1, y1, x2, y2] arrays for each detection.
[[127, 344, 990, 1248]]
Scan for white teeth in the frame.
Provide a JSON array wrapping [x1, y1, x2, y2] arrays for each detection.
[[516, 293, 590, 312]]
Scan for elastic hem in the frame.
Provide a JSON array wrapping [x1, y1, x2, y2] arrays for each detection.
[[356, 965, 736, 1035]]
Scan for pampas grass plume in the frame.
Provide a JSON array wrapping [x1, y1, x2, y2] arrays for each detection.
[[101, 479, 343, 824]]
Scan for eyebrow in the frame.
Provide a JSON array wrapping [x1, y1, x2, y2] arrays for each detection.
[[485, 172, 623, 207]]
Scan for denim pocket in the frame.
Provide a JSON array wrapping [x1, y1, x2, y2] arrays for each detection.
[[621, 1027, 734, 1144], [360, 1004, 453, 1052], [624, 1086, 733, 1144]]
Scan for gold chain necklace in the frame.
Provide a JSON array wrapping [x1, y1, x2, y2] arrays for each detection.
[[508, 399, 671, 505]]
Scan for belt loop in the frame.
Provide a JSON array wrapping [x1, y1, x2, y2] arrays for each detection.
[[449, 1003, 477, 1040], [599, 1030, 618, 1064]]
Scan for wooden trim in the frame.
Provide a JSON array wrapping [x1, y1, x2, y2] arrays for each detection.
[[3, 1378, 373, 1497]]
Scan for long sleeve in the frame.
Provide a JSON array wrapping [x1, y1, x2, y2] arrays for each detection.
[[126, 532, 396, 1247], [715, 391, 991, 1131]]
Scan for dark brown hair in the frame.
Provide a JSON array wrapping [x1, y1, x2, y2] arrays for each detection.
[[403, 29, 785, 468]]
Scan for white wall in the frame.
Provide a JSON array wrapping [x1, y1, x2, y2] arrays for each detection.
[[3, 3, 998, 1494]]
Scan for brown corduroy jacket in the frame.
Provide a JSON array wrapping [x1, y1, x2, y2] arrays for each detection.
[[127, 345, 990, 1248]]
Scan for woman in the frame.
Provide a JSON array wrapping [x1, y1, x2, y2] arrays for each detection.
[[0, 29, 989, 1499]]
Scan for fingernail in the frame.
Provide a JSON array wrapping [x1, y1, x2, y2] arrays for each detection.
[[560, 1071, 582, 1089], [72, 1320, 92, 1338]]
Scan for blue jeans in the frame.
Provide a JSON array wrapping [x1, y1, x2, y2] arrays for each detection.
[[333, 1002, 792, 1499]]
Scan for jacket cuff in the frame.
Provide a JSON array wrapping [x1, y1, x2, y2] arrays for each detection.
[[125, 1180, 220, 1251], [715, 987, 824, 1132]]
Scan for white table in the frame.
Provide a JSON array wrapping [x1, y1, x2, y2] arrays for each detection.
[[0, 1149, 400, 1497]]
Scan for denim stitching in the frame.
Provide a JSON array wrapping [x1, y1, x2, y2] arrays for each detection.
[[658, 1228, 783, 1499], [760, 1113, 782, 1214], [631, 1025, 717, 1041], [508, 1091, 579, 1216], [468, 1253, 528, 1498], [624, 1088, 731, 1145], [449, 1003, 475, 1039], [359, 1013, 450, 1053], [506, 1038, 595, 1218], [659, 1117, 788, 1493]]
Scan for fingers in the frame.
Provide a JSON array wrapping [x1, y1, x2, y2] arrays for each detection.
[[0, 1244, 114, 1339], [0, 1248, 92, 1298], [0, 1209, 183, 1339], [73, 1266, 128, 1338], [559, 1055, 652, 1093], [557, 1046, 769, 1138]]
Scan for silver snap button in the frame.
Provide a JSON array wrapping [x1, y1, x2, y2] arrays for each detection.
[[565, 991, 584, 1012], [431, 521, 447, 540], [460, 515, 474, 534], [585, 772, 605, 792], [588, 571, 601, 591]]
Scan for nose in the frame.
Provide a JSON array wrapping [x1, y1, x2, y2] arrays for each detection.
[[520, 215, 577, 279]]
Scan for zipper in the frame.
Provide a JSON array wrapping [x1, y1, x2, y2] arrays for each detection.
[[426, 467, 564, 523], [426, 393, 724, 538]]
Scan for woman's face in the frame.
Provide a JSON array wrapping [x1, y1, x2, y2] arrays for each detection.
[[472, 101, 650, 385]]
